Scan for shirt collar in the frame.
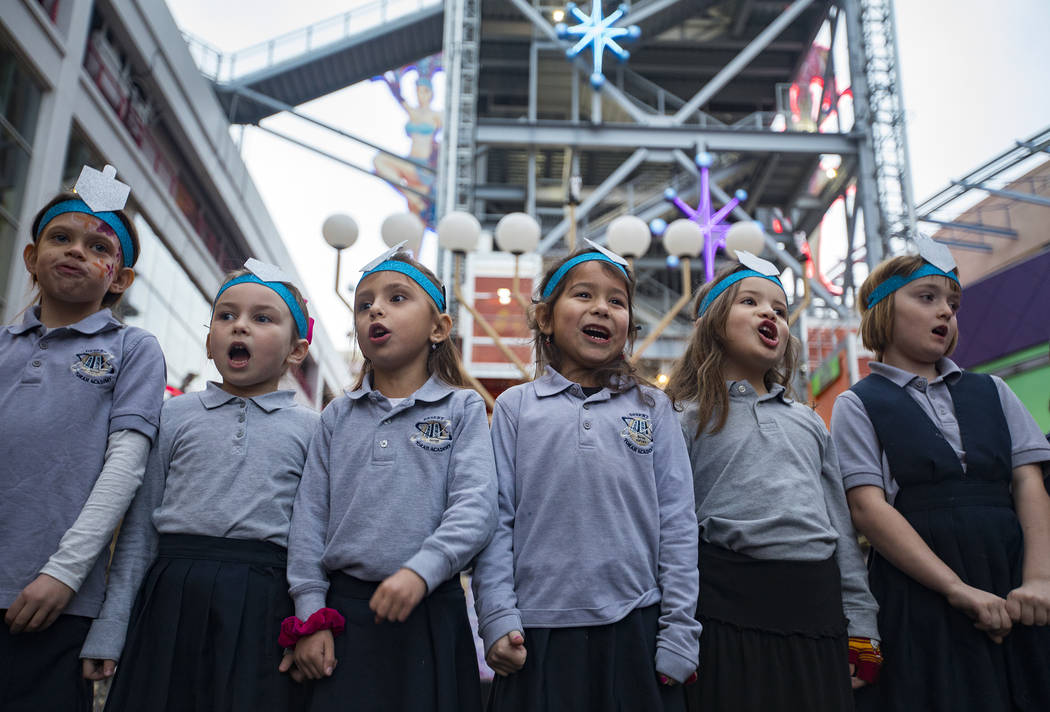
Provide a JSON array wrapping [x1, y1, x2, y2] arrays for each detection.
[[868, 358, 962, 388], [7, 306, 121, 336], [726, 379, 794, 404], [346, 373, 455, 405], [533, 366, 633, 401], [198, 381, 299, 412]]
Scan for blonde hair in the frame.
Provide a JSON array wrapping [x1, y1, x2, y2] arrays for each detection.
[[213, 268, 310, 346], [665, 263, 800, 436], [858, 255, 960, 360], [529, 249, 649, 395], [353, 253, 471, 390]]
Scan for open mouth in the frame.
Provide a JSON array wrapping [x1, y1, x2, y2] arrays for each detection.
[[228, 343, 251, 367], [757, 320, 779, 347], [369, 323, 391, 342], [931, 325, 949, 338], [582, 325, 611, 343]]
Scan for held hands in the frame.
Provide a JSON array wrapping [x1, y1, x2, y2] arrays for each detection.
[[291, 629, 337, 680], [278, 650, 305, 683], [1006, 578, 1050, 627], [83, 658, 117, 681], [486, 630, 527, 676], [369, 568, 427, 624], [4, 574, 75, 633], [945, 581, 1012, 643]]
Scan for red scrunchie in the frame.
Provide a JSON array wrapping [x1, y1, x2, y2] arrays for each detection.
[[278, 608, 346, 648]]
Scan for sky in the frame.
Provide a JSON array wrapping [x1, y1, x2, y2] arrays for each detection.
[[165, 0, 1050, 346]]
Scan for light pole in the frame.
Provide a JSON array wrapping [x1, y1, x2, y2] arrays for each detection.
[[493, 212, 541, 311], [321, 213, 359, 313]]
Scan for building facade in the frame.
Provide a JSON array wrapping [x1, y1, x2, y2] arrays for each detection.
[[1, 0, 350, 405]]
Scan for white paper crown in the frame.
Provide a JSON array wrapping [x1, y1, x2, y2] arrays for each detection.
[[361, 241, 408, 272], [74, 165, 130, 212], [914, 234, 956, 273], [736, 250, 780, 277], [583, 238, 629, 267], [244, 258, 298, 288]]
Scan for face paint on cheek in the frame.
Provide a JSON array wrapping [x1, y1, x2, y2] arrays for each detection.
[[91, 259, 115, 279]]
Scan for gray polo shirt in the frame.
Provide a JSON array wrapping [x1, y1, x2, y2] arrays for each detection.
[[831, 359, 1050, 503], [678, 381, 879, 640], [287, 375, 498, 620], [472, 368, 700, 684], [80, 383, 318, 660], [0, 307, 164, 618]]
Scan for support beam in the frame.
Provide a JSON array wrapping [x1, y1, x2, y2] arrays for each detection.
[[476, 119, 858, 154], [537, 148, 650, 253], [672, 0, 815, 124], [918, 217, 1018, 238], [951, 181, 1050, 209]]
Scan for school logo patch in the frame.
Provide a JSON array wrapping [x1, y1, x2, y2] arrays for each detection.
[[620, 412, 654, 454], [71, 350, 116, 385], [411, 416, 453, 452]]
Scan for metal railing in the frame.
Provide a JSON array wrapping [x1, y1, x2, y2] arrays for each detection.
[[182, 0, 442, 83]]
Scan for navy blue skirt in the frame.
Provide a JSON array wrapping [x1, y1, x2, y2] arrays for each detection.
[[857, 481, 1050, 712], [487, 604, 687, 712], [303, 572, 482, 712], [687, 544, 853, 712], [104, 534, 304, 712]]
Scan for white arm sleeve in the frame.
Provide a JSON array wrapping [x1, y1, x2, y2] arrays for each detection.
[[40, 430, 151, 591]]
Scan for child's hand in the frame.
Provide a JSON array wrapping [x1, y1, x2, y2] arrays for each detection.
[[1006, 579, 1050, 626], [486, 630, 527, 676], [4, 574, 75, 633], [293, 630, 338, 680], [369, 568, 426, 623], [848, 663, 867, 690], [82, 658, 117, 680], [945, 581, 1012, 643], [278, 650, 305, 683]]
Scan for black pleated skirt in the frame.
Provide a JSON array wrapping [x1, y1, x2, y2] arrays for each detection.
[[303, 572, 482, 712], [0, 613, 92, 712], [486, 604, 687, 712], [686, 544, 853, 712], [104, 534, 304, 712], [856, 481, 1050, 712]]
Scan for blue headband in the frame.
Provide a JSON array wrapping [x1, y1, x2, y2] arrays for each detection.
[[361, 260, 446, 312], [865, 262, 959, 308], [542, 253, 630, 299], [213, 275, 310, 340], [697, 270, 786, 318], [37, 199, 135, 267]]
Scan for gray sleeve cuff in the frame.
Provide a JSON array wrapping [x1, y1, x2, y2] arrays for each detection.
[[844, 606, 880, 640], [1013, 446, 1050, 469], [655, 646, 697, 685], [291, 587, 330, 621], [404, 549, 452, 594], [479, 611, 523, 655], [80, 618, 127, 661], [842, 472, 884, 491], [109, 414, 158, 443]]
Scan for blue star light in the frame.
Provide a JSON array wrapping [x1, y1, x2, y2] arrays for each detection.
[[556, 3, 640, 89]]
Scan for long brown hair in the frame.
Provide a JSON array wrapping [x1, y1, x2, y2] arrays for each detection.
[[529, 248, 649, 394], [353, 253, 471, 390], [29, 191, 141, 309], [665, 263, 800, 436]]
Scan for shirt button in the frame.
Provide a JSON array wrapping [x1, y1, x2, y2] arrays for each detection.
[[32, 360, 41, 367], [738, 384, 747, 393], [379, 439, 388, 448], [39, 342, 48, 350], [383, 419, 391, 425], [236, 430, 244, 437], [238, 414, 245, 422], [583, 421, 591, 430], [582, 403, 590, 410]]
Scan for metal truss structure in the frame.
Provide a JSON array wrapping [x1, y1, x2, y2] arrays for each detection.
[[188, 0, 917, 369]]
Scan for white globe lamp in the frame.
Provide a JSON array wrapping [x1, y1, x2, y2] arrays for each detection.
[[725, 220, 766, 259], [380, 213, 425, 254], [606, 215, 651, 258], [494, 212, 540, 254], [663, 219, 703, 258], [436, 211, 482, 253], [321, 214, 358, 250]]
